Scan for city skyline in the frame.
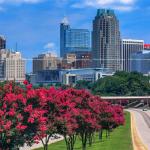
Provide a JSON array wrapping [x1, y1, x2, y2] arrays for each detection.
[[0, 2, 149, 149], [0, 0, 149, 73], [0, 0, 149, 59]]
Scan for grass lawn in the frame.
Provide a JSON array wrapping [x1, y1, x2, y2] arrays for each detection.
[[35, 112, 133, 150]]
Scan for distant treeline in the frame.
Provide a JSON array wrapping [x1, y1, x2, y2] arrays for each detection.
[[75, 71, 150, 96]]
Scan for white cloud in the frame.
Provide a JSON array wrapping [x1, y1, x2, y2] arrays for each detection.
[[0, 0, 44, 11], [86, 0, 117, 6], [120, 0, 135, 4], [0, 0, 44, 4], [44, 42, 58, 57], [72, 0, 137, 11], [113, 6, 134, 11], [44, 42, 55, 49]]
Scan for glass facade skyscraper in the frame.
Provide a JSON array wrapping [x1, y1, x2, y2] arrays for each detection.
[[92, 9, 121, 71], [60, 17, 91, 57]]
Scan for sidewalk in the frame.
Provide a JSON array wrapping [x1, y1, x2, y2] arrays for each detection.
[[20, 135, 64, 150]]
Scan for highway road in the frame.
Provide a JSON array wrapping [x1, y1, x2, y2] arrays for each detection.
[[128, 109, 150, 150]]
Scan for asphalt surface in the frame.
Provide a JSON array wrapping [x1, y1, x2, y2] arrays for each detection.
[[128, 109, 150, 149]]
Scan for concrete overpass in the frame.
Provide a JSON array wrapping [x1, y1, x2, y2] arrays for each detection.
[[101, 96, 150, 107], [101, 96, 150, 101]]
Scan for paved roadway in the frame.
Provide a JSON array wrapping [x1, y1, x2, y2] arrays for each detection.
[[128, 109, 150, 150]]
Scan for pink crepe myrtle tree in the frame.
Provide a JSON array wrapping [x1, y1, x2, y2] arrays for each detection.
[[54, 89, 79, 150], [65, 89, 101, 150], [0, 81, 125, 150], [0, 82, 31, 149]]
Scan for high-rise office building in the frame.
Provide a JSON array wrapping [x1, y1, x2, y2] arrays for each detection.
[[121, 39, 144, 72], [92, 9, 121, 71], [0, 36, 6, 50], [131, 50, 150, 74], [0, 49, 25, 82], [60, 17, 91, 57], [33, 53, 61, 73]]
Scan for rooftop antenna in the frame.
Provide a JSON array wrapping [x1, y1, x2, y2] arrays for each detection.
[[61, 12, 69, 25]]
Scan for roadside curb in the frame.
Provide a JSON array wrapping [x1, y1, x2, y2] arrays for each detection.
[[130, 112, 148, 150]]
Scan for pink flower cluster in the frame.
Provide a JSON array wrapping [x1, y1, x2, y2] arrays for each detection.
[[0, 80, 125, 149]]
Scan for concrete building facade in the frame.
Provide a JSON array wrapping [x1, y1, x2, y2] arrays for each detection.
[[61, 68, 114, 85], [33, 53, 61, 73], [62, 51, 92, 69], [121, 39, 144, 72], [0, 49, 25, 82], [30, 68, 114, 86]]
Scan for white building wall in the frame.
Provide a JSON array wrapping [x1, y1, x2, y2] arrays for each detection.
[[122, 39, 144, 72], [0, 50, 25, 82]]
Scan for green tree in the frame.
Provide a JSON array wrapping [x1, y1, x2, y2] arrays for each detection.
[[92, 71, 150, 96], [75, 80, 93, 90]]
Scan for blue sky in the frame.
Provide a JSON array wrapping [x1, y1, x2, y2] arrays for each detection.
[[0, 0, 149, 72]]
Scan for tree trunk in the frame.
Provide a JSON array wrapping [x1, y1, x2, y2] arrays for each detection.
[[82, 145, 87, 150], [64, 135, 76, 150], [88, 133, 94, 146], [99, 129, 103, 140], [44, 144, 48, 150], [81, 132, 87, 150]]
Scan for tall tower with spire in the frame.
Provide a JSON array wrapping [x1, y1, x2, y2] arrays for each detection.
[[60, 17, 91, 58], [60, 17, 70, 57]]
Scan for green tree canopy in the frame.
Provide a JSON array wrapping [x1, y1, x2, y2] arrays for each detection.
[[91, 71, 150, 96]]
